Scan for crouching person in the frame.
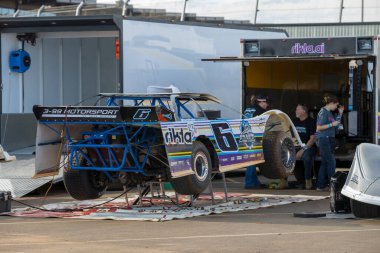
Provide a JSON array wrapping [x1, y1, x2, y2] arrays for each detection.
[[294, 104, 317, 190]]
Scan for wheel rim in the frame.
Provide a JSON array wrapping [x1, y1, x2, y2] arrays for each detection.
[[194, 152, 209, 182], [89, 171, 108, 190], [281, 138, 295, 169]]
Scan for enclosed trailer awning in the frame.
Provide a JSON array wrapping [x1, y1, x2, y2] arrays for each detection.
[[202, 55, 374, 62]]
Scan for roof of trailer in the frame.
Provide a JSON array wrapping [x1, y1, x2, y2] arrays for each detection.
[[0, 15, 121, 32]]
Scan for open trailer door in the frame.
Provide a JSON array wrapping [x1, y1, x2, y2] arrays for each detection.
[[0, 15, 122, 149], [0, 15, 122, 196], [203, 36, 379, 165]]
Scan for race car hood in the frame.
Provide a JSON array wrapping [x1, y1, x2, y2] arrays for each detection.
[[341, 143, 380, 206]]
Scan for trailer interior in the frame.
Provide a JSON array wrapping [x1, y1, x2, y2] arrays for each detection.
[[243, 56, 376, 164], [0, 16, 121, 150]]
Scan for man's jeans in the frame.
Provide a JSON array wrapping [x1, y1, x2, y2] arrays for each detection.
[[316, 137, 336, 189], [245, 165, 261, 187], [301, 146, 317, 180]]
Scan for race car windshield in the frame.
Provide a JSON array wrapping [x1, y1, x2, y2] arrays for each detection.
[[178, 98, 238, 120]]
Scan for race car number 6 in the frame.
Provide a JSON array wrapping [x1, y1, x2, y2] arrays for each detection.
[[210, 122, 238, 152]]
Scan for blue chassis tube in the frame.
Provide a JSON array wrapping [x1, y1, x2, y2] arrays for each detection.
[[38, 95, 199, 181], [40, 122, 159, 181]]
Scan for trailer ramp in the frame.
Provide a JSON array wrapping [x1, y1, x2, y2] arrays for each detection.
[[0, 148, 63, 197]]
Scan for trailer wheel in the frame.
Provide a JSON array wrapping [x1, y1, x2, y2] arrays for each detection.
[[350, 199, 380, 218], [259, 131, 296, 179], [63, 151, 108, 200], [170, 141, 212, 195]]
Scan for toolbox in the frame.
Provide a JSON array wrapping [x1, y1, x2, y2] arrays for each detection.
[[0, 191, 12, 213]]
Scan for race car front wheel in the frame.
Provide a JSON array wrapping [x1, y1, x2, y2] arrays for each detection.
[[170, 141, 212, 195], [63, 151, 108, 200], [259, 131, 296, 179]]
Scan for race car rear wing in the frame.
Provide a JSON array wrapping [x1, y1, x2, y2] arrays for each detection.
[[32, 105, 175, 123]]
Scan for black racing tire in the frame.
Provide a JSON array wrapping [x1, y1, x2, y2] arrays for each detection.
[[170, 141, 212, 195], [63, 152, 108, 200], [259, 131, 296, 179], [350, 199, 380, 218]]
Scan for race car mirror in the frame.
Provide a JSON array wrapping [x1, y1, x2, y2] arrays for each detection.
[[9, 49, 31, 73]]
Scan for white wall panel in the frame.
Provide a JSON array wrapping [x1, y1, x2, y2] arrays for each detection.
[[42, 38, 61, 106], [62, 38, 81, 105], [1, 33, 22, 113], [123, 20, 286, 117], [24, 38, 43, 112]]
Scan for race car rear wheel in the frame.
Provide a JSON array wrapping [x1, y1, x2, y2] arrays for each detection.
[[170, 141, 212, 195], [63, 151, 108, 200], [350, 199, 380, 218], [259, 131, 296, 179]]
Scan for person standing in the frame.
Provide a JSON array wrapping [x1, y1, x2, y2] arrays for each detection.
[[244, 94, 269, 189], [316, 94, 344, 191], [293, 104, 317, 190]]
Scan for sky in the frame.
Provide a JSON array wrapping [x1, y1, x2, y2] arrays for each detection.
[[97, 0, 380, 24]]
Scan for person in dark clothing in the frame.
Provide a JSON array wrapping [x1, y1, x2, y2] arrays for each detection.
[[316, 94, 344, 191], [244, 95, 268, 119], [244, 94, 269, 189], [293, 104, 317, 190]]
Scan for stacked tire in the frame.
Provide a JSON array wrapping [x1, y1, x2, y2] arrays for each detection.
[[259, 131, 296, 179]]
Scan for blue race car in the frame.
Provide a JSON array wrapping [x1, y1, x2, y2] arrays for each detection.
[[33, 93, 302, 200]]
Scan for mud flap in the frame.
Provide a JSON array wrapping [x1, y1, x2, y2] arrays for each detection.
[[34, 123, 64, 178], [34, 123, 91, 178]]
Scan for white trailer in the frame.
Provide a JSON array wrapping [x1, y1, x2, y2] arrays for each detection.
[[122, 19, 286, 118], [0, 16, 287, 150]]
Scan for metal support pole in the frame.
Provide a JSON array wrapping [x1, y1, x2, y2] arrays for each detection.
[[137, 184, 143, 206], [122, 0, 130, 16], [150, 182, 154, 198], [221, 172, 228, 202], [161, 182, 166, 198], [13, 9, 20, 18], [76, 1, 85, 16], [181, 0, 188, 22], [37, 5, 45, 17], [361, 0, 364, 22], [339, 0, 343, 23], [208, 180, 215, 205], [253, 0, 259, 24], [123, 185, 130, 207]]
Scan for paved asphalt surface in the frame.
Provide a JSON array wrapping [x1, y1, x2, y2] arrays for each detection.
[[0, 177, 379, 253]]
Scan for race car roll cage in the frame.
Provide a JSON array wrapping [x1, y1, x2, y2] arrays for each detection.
[[36, 93, 221, 181]]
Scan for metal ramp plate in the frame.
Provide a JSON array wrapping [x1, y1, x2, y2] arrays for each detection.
[[0, 152, 62, 198]]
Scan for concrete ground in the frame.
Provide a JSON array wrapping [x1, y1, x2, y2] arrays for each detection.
[[0, 176, 379, 253]]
